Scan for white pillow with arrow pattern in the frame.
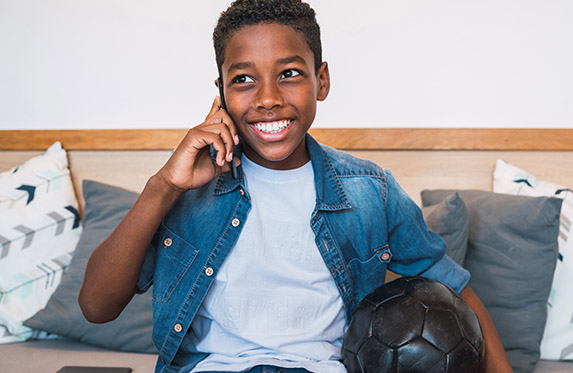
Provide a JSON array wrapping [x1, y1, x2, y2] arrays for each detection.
[[0, 142, 82, 344]]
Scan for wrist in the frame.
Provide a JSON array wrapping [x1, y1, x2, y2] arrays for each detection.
[[147, 172, 186, 203]]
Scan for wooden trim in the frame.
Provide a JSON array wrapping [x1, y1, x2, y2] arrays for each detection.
[[0, 129, 188, 151], [1, 128, 572, 151], [308, 128, 573, 151]]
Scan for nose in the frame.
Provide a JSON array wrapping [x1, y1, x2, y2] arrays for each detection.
[[254, 80, 283, 110]]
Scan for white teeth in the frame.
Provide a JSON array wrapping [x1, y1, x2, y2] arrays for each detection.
[[252, 120, 292, 134]]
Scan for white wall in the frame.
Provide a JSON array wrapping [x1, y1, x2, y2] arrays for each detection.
[[0, 0, 572, 130]]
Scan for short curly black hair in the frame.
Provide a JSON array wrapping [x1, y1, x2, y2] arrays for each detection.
[[213, 0, 322, 75]]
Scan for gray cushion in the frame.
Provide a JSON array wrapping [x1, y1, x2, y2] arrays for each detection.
[[24, 180, 156, 353], [421, 192, 469, 266], [421, 189, 562, 373]]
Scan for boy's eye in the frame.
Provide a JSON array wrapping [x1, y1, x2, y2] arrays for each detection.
[[280, 69, 301, 79], [232, 75, 254, 84]]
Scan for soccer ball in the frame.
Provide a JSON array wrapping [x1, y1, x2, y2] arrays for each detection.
[[342, 276, 484, 373]]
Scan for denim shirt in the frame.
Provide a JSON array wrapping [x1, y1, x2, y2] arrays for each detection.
[[136, 134, 470, 372]]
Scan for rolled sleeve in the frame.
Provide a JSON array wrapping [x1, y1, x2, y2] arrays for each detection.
[[420, 254, 471, 294], [383, 170, 470, 293]]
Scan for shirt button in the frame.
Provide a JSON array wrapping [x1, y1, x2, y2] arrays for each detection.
[[163, 238, 173, 247], [381, 252, 391, 261], [231, 218, 240, 227], [174, 323, 182, 333], [205, 267, 214, 277]]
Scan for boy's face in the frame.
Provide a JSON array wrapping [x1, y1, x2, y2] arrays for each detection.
[[221, 23, 330, 170]]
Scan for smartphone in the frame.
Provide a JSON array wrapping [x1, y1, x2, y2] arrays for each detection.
[[56, 367, 132, 373], [218, 77, 238, 179]]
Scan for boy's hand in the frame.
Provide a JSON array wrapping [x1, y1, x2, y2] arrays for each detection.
[[156, 96, 240, 194]]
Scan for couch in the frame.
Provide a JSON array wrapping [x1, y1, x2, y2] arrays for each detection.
[[1, 128, 572, 373]]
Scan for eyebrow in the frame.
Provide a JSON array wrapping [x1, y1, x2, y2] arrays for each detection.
[[277, 55, 307, 66], [228, 61, 253, 73], [227, 55, 308, 74]]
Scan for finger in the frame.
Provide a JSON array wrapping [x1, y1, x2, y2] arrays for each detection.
[[197, 131, 228, 167], [219, 122, 236, 162], [198, 120, 236, 162], [209, 134, 228, 167], [212, 121, 236, 163], [214, 156, 242, 177], [203, 108, 239, 158], [217, 109, 240, 150], [203, 97, 239, 146], [181, 128, 226, 166], [189, 131, 241, 176], [216, 109, 240, 146], [205, 96, 222, 120]]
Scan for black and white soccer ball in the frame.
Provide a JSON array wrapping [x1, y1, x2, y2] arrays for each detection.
[[342, 276, 484, 373]]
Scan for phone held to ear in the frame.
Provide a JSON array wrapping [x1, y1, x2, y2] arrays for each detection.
[[218, 77, 238, 179]]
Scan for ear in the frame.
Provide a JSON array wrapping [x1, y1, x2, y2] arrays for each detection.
[[316, 61, 330, 102], [214, 78, 220, 88]]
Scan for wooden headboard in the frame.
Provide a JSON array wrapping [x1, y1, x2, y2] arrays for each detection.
[[1, 129, 572, 206]]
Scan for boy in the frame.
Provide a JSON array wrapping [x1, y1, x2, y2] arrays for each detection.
[[79, 0, 512, 372]]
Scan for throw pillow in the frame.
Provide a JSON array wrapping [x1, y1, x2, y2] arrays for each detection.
[[24, 180, 156, 354], [494, 159, 573, 361], [0, 142, 81, 344], [421, 192, 469, 267], [421, 189, 562, 373]]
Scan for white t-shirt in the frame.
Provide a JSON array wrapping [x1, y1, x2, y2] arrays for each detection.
[[190, 155, 346, 372]]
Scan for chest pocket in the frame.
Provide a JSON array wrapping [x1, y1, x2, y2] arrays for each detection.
[[347, 246, 391, 302], [153, 224, 199, 302]]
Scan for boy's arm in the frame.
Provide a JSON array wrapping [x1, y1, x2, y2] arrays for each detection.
[[460, 285, 513, 373], [78, 175, 182, 323], [79, 97, 239, 323]]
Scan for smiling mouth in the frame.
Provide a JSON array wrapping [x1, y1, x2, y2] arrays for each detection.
[[250, 119, 293, 134]]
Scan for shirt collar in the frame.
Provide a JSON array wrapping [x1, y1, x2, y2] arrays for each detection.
[[213, 142, 245, 196], [306, 134, 351, 211], [214, 134, 351, 212]]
